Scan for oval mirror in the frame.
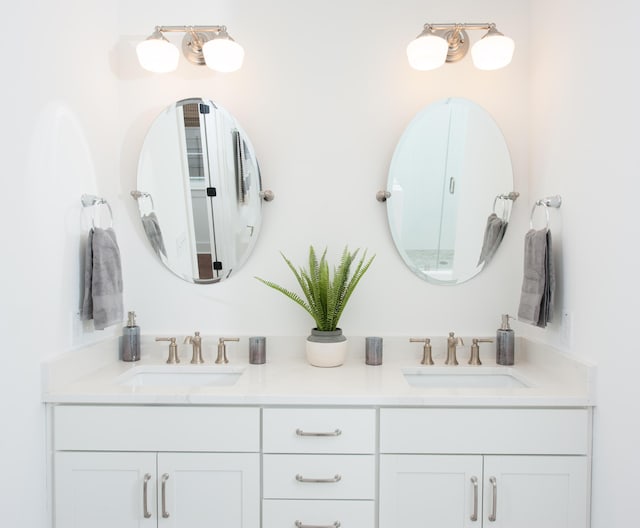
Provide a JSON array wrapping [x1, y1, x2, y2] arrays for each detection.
[[134, 98, 264, 283], [386, 97, 516, 285]]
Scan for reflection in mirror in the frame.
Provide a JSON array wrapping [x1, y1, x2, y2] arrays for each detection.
[[387, 97, 515, 285], [135, 98, 263, 283]]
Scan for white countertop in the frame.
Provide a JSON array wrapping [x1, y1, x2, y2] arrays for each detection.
[[42, 336, 595, 407]]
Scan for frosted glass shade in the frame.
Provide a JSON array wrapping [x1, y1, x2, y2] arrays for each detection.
[[406, 34, 449, 71], [471, 34, 515, 70], [203, 38, 245, 72], [136, 38, 179, 73]]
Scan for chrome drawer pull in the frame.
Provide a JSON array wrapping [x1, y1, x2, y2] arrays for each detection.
[[161, 473, 170, 518], [295, 473, 342, 483], [470, 476, 478, 522], [295, 521, 341, 528], [295, 428, 342, 437], [488, 476, 497, 522], [142, 473, 152, 519]]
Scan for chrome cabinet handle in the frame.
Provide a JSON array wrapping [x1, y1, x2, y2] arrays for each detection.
[[295, 521, 341, 528], [161, 473, 170, 518], [143, 473, 152, 519], [295, 473, 342, 483], [295, 428, 342, 437], [470, 476, 478, 522], [488, 476, 497, 522]]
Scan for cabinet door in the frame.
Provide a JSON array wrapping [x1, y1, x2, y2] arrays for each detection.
[[55, 451, 156, 528], [380, 454, 483, 528], [157, 452, 259, 528], [483, 456, 588, 528]]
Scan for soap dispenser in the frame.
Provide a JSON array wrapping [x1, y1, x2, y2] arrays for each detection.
[[496, 314, 515, 365], [121, 311, 140, 362]]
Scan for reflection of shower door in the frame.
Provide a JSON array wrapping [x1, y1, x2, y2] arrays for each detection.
[[436, 102, 468, 273], [184, 102, 220, 280]]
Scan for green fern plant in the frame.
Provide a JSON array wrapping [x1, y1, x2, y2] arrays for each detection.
[[256, 246, 375, 332]]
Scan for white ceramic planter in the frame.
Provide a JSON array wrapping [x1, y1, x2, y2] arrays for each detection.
[[305, 329, 348, 368]]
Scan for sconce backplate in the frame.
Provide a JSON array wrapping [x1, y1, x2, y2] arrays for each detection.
[[181, 32, 212, 65], [436, 29, 470, 63]]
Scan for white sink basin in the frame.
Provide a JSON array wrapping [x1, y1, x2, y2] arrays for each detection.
[[402, 368, 529, 389], [117, 365, 245, 388]]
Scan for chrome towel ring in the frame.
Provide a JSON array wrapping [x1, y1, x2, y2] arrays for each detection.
[[81, 194, 113, 229], [529, 195, 562, 229]]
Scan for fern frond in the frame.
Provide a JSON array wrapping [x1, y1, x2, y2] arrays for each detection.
[[333, 250, 375, 325], [256, 246, 375, 331], [254, 277, 320, 326]]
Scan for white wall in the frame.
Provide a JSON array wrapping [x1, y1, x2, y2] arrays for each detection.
[[0, 1, 119, 526], [116, 0, 530, 338], [528, 1, 640, 525], [6, 0, 635, 526]]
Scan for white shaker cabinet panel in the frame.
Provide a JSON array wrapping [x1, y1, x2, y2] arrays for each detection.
[[157, 452, 260, 528], [54, 452, 157, 528], [263, 499, 375, 528], [55, 451, 260, 528], [482, 455, 588, 528], [263, 454, 375, 500], [380, 454, 483, 528], [380, 454, 589, 528], [263, 408, 376, 454]]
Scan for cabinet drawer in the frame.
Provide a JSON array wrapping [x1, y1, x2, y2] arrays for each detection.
[[263, 454, 375, 499], [263, 499, 375, 528], [380, 408, 590, 455], [263, 408, 376, 453], [54, 405, 260, 452]]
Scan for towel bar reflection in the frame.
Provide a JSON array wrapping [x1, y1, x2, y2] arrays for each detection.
[[493, 191, 520, 220], [81, 194, 113, 228], [130, 190, 156, 213], [530, 194, 562, 229]]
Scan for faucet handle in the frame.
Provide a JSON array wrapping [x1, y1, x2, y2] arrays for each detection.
[[468, 338, 494, 365], [446, 332, 464, 366], [184, 331, 204, 364], [155, 337, 179, 364], [216, 337, 240, 364], [410, 338, 434, 365]]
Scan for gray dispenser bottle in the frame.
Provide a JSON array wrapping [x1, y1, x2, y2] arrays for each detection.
[[122, 311, 140, 362], [496, 314, 515, 365]]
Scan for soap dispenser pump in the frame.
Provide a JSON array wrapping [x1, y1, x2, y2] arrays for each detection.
[[121, 311, 140, 362], [496, 314, 515, 365]]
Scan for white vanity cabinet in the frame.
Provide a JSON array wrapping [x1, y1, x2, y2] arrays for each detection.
[[262, 408, 377, 528], [379, 408, 591, 528], [52, 406, 260, 528]]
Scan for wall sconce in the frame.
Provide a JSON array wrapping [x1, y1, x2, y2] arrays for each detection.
[[137, 25, 244, 73], [407, 23, 514, 71]]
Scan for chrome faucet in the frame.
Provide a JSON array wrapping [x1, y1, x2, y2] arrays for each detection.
[[215, 337, 239, 364], [409, 337, 434, 365], [184, 331, 204, 364], [156, 337, 179, 364], [445, 332, 464, 365]]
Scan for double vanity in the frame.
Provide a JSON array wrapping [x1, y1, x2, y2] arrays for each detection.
[[43, 336, 594, 528]]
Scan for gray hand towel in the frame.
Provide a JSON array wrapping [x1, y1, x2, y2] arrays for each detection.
[[81, 227, 123, 330], [539, 230, 555, 327], [477, 213, 507, 266], [141, 212, 167, 257], [518, 228, 554, 327], [80, 228, 94, 320]]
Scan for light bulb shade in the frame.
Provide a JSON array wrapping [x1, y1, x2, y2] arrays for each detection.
[[136, 35, 179, 73], [471, 31, 515, 70], [202, 37, 245, 72], [406, 33, 449, 71]]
